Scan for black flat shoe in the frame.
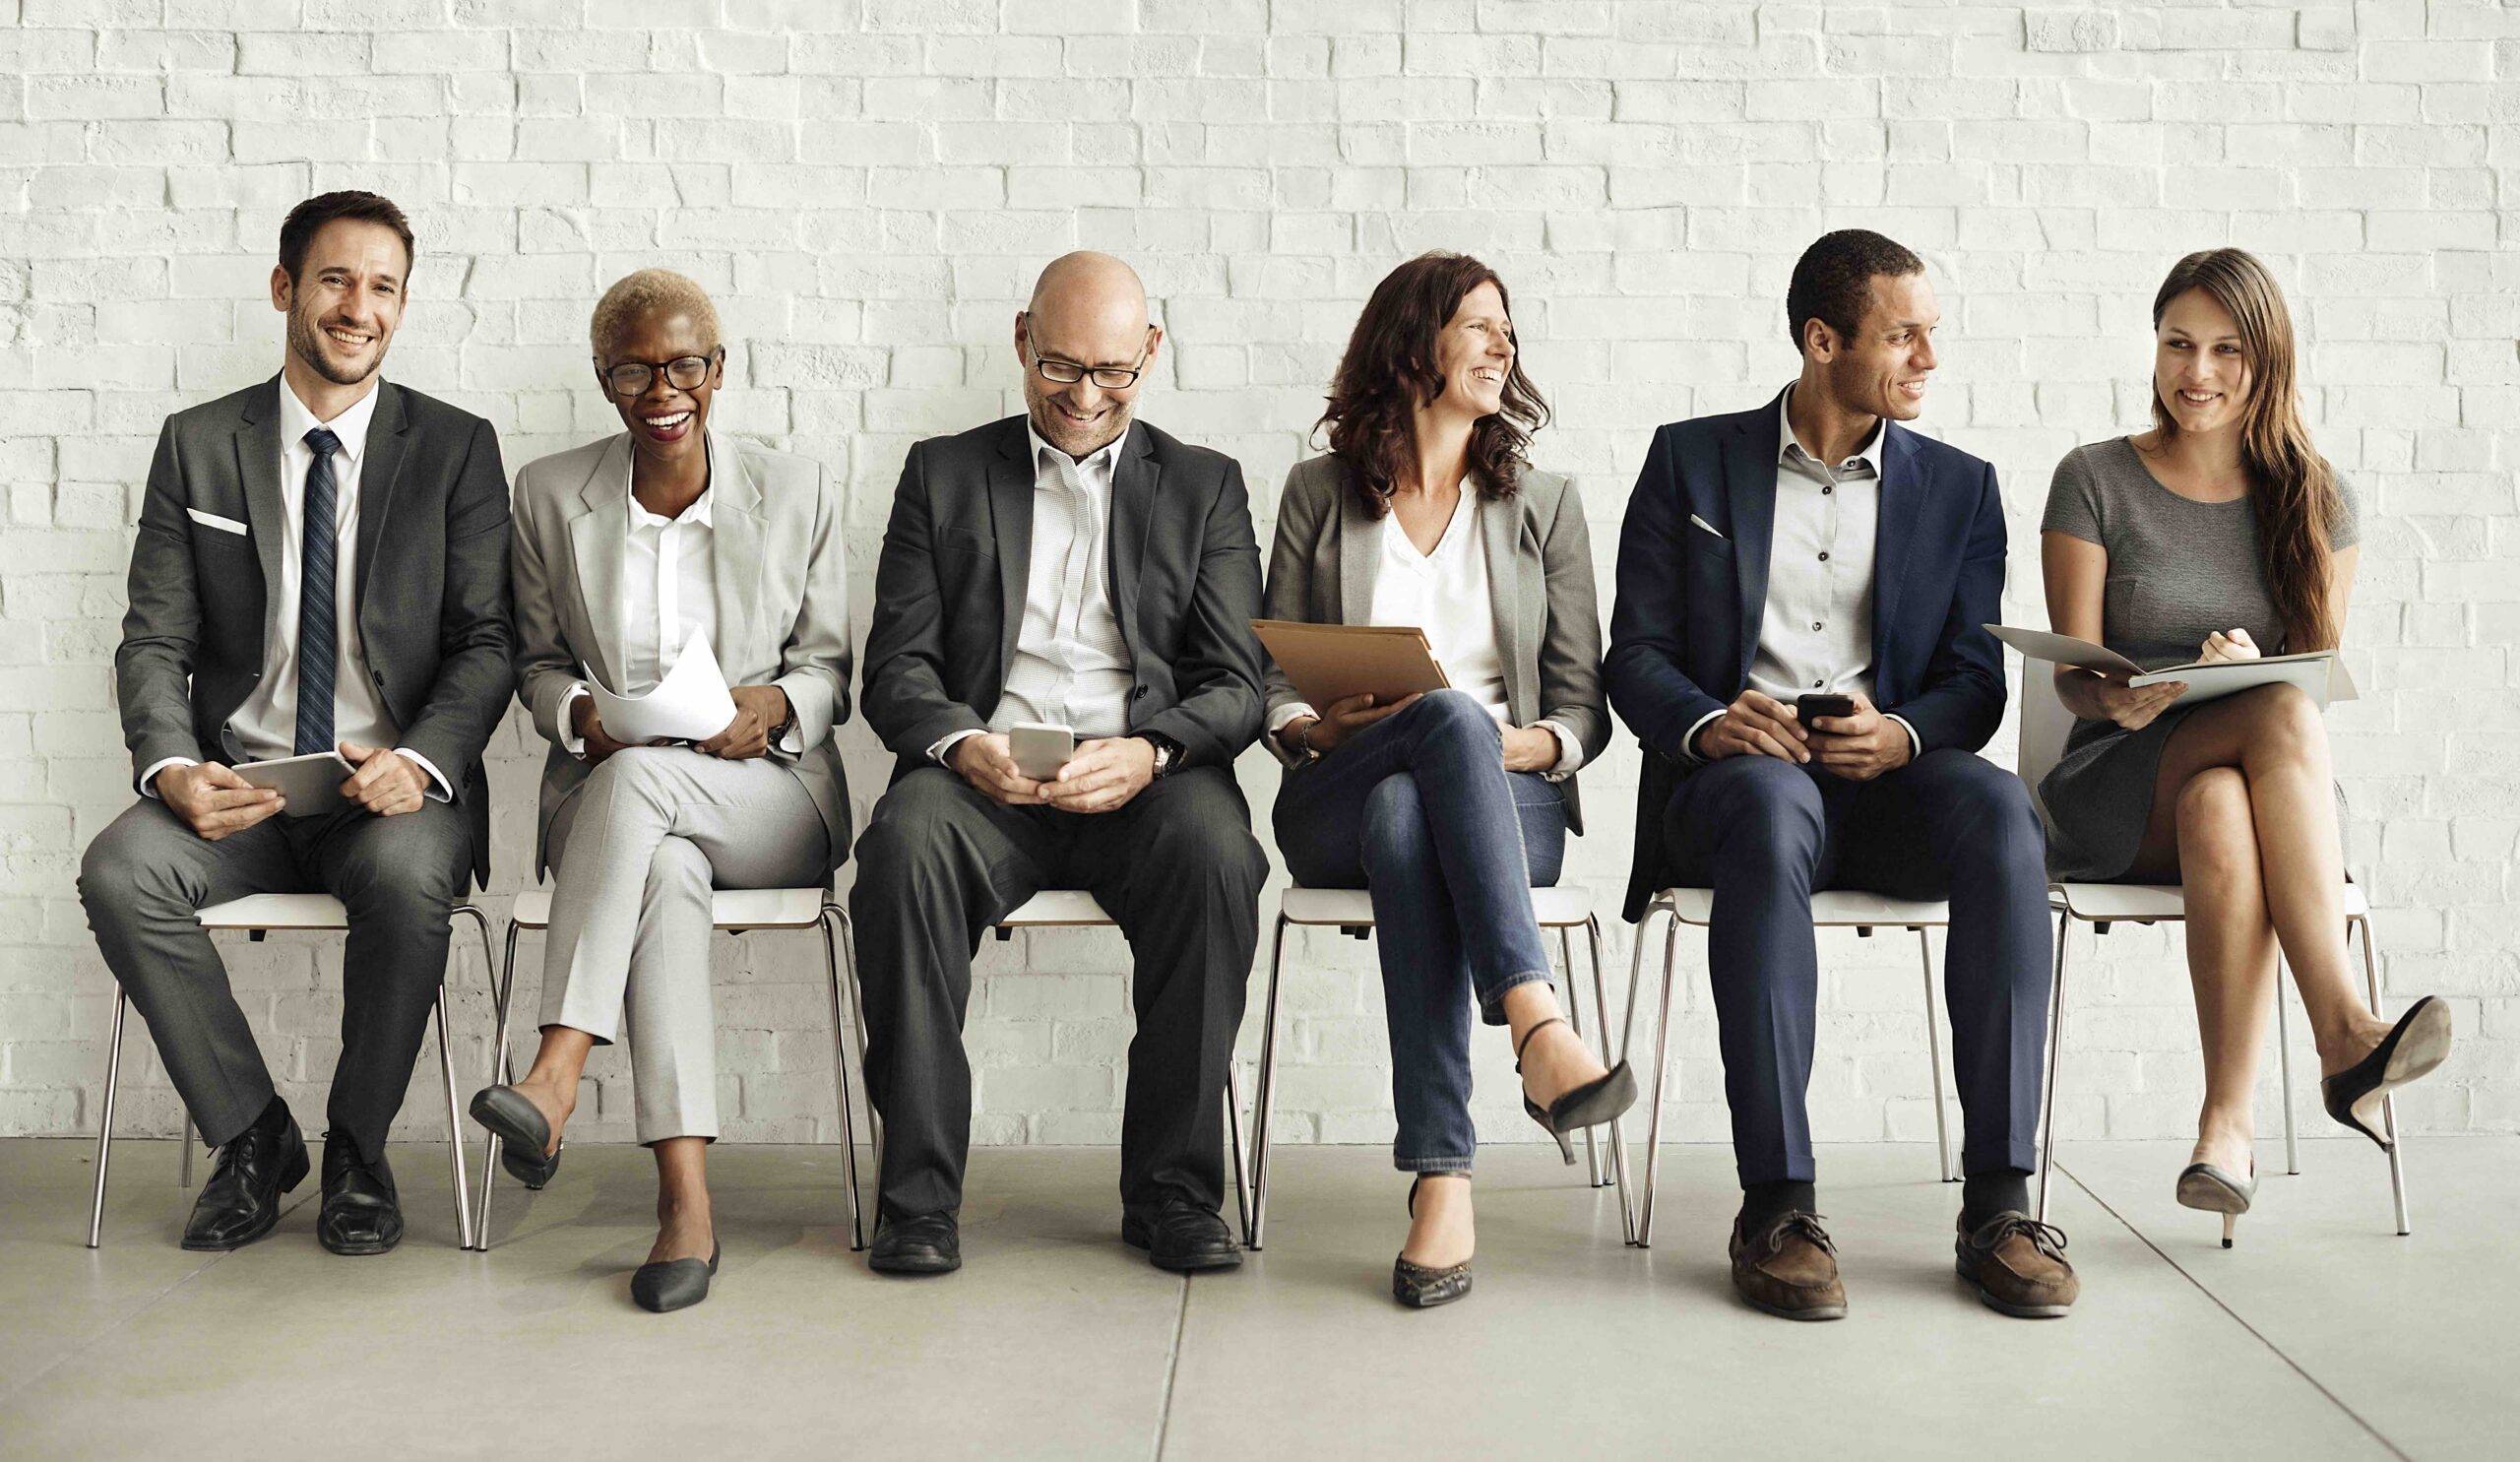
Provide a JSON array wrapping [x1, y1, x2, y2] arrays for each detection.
[[180, 1101, 308, 1252], [2175, 1161, 2257, 1248], [1392, 1176, 1473, 1309], [1122, 1196, 1241, 1272], [2322, 996, 2454, 1150], [1515, 1016, 1639, 1164], [868, 1211, 961, 1275], [316, 1132, 403, 1257], [470, 1084, 562, 1183], [631, 1240, 721, 1313]]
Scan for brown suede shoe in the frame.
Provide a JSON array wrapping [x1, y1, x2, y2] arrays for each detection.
[[1955, 1212, 2078, 1318], [1728, 1210, 1848, 1321]]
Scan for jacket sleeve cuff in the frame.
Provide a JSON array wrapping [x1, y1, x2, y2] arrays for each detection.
[[927, 728, 983, 766], [139, 756, 200, 799], [394, 747, 456, 803]]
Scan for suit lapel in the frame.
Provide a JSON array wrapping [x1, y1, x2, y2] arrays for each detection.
[[707, 432, 765, 669], [232, 377, 285, 639], [1106, 423, 1157, 658], [1871, 423, 1920, 681], [1726, 395, 1786, 686], [1336, 465, 1377, 620], [352, 384, 409, 613], [1478, 484, 1523, 703], [987, 420, 1035, 682], [566, 435, 634, 689]]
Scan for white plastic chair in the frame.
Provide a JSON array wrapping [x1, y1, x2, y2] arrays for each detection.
[[1622, 886, 1958, 1247], [1241, 885, 1625, 1250], [86, 893, 496, 1250], [2015, 662, 2410, 1233], [472, 887, 863, 1251]]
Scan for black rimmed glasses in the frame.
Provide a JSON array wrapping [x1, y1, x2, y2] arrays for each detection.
[[598, 349, 722, 397], [1028, 330, 1154, 390]]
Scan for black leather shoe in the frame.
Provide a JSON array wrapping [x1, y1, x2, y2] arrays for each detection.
[[868, 1211, 961, 1275], [180, 1103, 308, 1251], [315, 1132, 404, 1257], [1122, 1196, 1241, 1273], [631, 1241, 721, 1313]]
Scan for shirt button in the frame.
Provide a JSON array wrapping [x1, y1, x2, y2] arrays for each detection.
[[1817, 551, 1829, 561], [1812, 621, 1823, 631], [1822, 485, 1834, 495], [1813, 679, 1824, 688]]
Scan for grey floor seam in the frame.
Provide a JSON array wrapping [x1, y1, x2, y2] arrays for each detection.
[[2058, 1159, 2414, 1462], [1151, 1275, 1191, 1462], [0, 1231, 242, 1409]]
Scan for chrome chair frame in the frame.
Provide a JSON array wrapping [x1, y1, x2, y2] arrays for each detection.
[[86, 895, 495, 1250]]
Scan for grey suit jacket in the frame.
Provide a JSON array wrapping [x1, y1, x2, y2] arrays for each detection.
[[860, 414, 1265, 780], [1260, 453, 1609, 833], [113, 375, 515, 887], [510, 430, 852, 877]]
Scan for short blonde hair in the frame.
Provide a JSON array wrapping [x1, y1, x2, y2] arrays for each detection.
[[589, 269, 721, 361]]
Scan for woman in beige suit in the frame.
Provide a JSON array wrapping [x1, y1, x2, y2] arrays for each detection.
[[470, 270, 851, 1311], [1263, 252, 1632, 1306]]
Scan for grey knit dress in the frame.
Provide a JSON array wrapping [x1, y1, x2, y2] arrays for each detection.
[[2037, 436, 2361, 882]]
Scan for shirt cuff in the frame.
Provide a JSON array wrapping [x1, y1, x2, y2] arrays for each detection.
[[559, 684, 590, 757], [1885, 713, 1922, 762], [1536, 719, 1586, 782], [927, 728, 984, 766], [779, 721, 804, 755], [139, 756, 200, 799], [394, 747, 455, 803], [1265, 702, 1319, 737], [1679, 708, 1727, 766]]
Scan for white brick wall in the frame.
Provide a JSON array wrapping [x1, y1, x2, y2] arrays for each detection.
[[1, 0, 2512, 1154]]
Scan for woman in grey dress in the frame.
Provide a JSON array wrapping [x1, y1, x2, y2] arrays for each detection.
[[2039, 249, 2451, 1244]]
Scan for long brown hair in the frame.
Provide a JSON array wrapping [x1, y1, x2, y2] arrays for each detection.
[[1317, 252, 1548, 519], [2149, 249, 2342, 650]]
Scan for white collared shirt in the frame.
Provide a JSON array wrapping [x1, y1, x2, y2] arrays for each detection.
[[143, 376, 451, 800], [1682, 387, 1918, 762], [928, 425, 1135, 763]]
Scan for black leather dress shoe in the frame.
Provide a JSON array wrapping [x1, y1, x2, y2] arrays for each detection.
[[868, 1211, 961, 1275], [316, 1132, 404, 1257], [1122, 1197, 1241, 1272], [180, 1104, 308, 1251]]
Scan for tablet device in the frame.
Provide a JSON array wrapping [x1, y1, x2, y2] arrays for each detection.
[[1250, 620, 1450, 712], [1007, 722, 1076, 781], [231, 751, 356, 818]]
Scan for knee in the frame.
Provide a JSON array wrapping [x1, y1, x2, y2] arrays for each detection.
[[1701, 761, 1824, 872], [1142, 797, 1267, 897], [1407, 688, 1501, 745], [851, 776, 967, 898], [2241, 683, 2324, 765], [1358, 775, 1436, 881], [1937, 760, 2047, 881], [585, 746, 680, 810], [78, 824, 154, 916], [2174, 768, 2257, 889], [335, 840, 459, 924]]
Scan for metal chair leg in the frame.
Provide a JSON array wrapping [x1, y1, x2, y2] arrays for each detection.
[[1634, 898, 1681, 1248], [1587, 916, 1636, 1243], [447, 904, 498, 1250], [1559, 924, 1604, 1187], [473, 919, 525, 1252], [819, 907, 864, 1253], [433, 981, 474, 1251], [1245, 913, 1291, 1250], [2035, 909, 2070, 1223], [2274, 960, 2300, 1176], [85, 991, 129, 1248], [1918, 926, 1957, 1183], [181, 1112, 195, 1189], [2356, 916, 2411, 1236], [1226, 1059, 1250, 1244]]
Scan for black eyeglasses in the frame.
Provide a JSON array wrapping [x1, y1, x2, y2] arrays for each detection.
[[1028, 330, 1154, 390], [598, 350, 721, 397]]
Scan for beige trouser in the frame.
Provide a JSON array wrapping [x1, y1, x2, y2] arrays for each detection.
[[539, 748, 830, 1144]]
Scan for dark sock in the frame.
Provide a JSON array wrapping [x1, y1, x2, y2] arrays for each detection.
[[1738, 1178, 1817, 1233], [1961, 1170, 2031, 1230]]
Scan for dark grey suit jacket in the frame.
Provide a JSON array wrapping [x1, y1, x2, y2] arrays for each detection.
[[112, 375, 516, 887], [860, 414, 1265, 781]]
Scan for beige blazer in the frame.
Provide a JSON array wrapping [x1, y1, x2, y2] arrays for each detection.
[[511, 430, 852, 876], [1260, 453, 1608, 833]]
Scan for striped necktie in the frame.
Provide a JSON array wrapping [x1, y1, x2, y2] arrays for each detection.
[[293, 426, 341, 756]]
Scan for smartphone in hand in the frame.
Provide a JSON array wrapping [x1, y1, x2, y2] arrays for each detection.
[[1007, 722, 1076, 781], [1796, 693, 1857, 730]]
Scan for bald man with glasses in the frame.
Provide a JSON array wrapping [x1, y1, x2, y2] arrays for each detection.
[[852, 252, 1268, 1277]]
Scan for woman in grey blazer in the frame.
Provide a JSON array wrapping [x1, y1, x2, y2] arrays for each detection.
[[469, 270, 852, 1311], [1264, 253, 1632, 1307]]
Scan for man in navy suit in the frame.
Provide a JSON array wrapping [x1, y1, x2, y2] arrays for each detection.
[[1606, 230, 2076, 1321]]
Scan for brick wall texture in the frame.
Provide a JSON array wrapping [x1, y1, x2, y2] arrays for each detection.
[[1, 0, 2513, 1154]]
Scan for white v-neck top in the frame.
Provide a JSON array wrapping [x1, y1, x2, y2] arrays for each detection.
[[1368, 486, 1510, 721]]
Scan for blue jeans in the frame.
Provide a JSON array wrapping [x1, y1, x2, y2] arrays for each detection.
[[1273, 690, 1568, 1174]]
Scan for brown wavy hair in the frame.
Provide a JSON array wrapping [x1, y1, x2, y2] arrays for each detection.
[[2149, 249, 2342, 651], [1317, 252, 1548, 519]]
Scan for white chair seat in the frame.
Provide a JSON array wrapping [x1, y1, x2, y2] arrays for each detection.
[[995, 890, 1115, 926], [2052, 881, 2369, 923], [1279, 885, 1596, 928], [508, 886, 829, 931], [197, 893, 350, 930], [1661, 887, 1951, 927]]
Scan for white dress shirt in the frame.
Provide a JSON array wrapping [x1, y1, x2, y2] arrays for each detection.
[[1682, 387, 1919, 762], [929, 426, 1135, 764], [143, 376, 452, 800], [1267, 483, 1586, 778]]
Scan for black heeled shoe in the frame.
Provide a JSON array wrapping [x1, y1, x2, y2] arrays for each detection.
[[2175, 1161, 2256, 1248], [631, 1240, 721, 1313], [1515, 1016, 1638, 1164], [2321, 996, 2454, 1150], [471, 1085, 563, 1188], [1392, 1176, 1474, 1309]]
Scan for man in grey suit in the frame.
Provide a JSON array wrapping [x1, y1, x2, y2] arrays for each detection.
[[853, 252, 1269, 1276], [78, 192, 513, 1256]]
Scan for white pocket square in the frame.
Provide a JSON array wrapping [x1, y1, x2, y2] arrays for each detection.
[[1687, 513, 1726, 540], [185, 507, 248, 537]]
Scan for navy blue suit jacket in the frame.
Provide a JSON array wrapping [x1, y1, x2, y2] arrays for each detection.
[[1604, 387, 2011, 920]]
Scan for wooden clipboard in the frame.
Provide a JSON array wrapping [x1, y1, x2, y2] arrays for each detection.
[[1251, 619, 1450, 710]]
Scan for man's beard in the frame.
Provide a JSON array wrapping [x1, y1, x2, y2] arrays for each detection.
[[288, 308, 383, 388]]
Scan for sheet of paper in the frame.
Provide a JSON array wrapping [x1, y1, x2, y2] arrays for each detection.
[[590, 630, 738, 743], [1984, 624, 2144, 675], [2130, 654, 2354, 710]]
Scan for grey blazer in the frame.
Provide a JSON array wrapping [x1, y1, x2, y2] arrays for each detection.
[[510, 430, 852, 877], [113, 376, 515, 888], [1260, 453, 1609, 833]]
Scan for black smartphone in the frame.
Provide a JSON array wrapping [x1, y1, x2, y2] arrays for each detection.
[[1796, 692, 1857, 731]]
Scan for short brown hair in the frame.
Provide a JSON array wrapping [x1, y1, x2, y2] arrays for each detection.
[[1786, 228, 1922, 353], [278, 191, 414, 284]]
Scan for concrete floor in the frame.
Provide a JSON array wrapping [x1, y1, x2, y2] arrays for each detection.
[[1, 1136, 2509, 1461]]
